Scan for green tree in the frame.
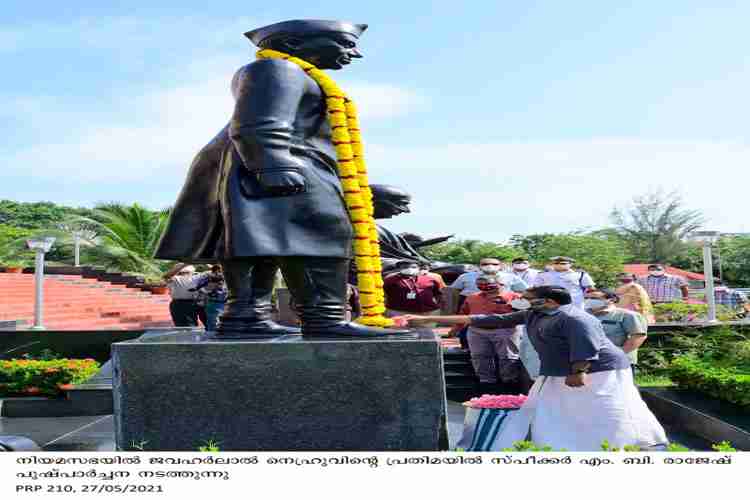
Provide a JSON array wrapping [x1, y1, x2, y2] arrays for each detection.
[[69, 202, 172, 275], [0, 224, 32, 248], [668, 235, 750, 287], [609, 190, 705, 264], [420, 239, 518, 264], [512, 232, 628, 287], [508, 233, 554, 258], [718, 236, 750, 287], [0, 200, 95, 230]]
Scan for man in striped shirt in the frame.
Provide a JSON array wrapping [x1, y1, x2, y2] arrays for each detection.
[[637, 264, 689, 303]]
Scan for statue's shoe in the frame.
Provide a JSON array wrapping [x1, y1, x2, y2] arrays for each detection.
[[302, 321, 412, 338], [211, 319, 301, 339]]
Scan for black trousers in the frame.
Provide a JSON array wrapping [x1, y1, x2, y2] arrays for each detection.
[[169, 299, 200, 327]]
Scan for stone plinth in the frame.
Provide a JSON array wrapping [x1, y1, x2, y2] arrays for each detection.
[[112, 329, 448, 451]]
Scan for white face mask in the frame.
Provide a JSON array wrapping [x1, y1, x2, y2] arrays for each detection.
[[584, 299, 609, 311], [513, 263, 529, 271], [649, 271, 665, 277], [480, 265, 500, 274], [400, 267, 419, 276], [511, 298, 531, 310]]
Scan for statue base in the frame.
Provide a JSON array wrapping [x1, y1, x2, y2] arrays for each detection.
[[112, 329, 448, 451]]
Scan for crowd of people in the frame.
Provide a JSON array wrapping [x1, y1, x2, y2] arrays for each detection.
[[163, 263, 227, 331], [381, 256, 749, 395], [158, 255, 746, 450]]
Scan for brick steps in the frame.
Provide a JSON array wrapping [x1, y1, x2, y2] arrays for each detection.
[[0, 272, 174, 330], [1, 298, 170, 307], [0, 307, 172, 318]]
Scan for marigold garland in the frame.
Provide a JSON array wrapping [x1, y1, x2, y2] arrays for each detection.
[[256, 49, 393, 328]]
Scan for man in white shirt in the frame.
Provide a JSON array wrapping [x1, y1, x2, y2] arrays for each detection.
[[450, 257, 528, 311], [163, 263, 207, 327], [532, 256, 595, 309], [511, 257, 539, 286]]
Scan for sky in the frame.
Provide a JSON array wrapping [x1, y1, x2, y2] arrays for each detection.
[[1, 1, 749, 242]]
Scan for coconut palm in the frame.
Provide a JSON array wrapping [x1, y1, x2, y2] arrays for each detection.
[[1, 203, 172, 276], [70, 202, 172, 275]]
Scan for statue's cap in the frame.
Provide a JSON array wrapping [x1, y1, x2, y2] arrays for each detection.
[[244, 19, 367, 46]]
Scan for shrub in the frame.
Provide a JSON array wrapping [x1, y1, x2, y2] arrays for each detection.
[[670, 355, 750, 407], [198, 440, 221, 452], [666, 443, 690, 452], [0, 359, 100, 397], [725, 340, 750, 370], [500, 440, 566, 452], [653, 302, 738, 323], [711, 441, 737, 452], [637, 326, 750, 375]]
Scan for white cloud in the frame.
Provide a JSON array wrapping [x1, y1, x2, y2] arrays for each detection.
[[367, 139, 750, 240], [341, 82, 428, 119], [3, 74, 426, 183]]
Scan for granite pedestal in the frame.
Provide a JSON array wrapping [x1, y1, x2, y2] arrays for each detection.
[[112, 329, 448, 451]]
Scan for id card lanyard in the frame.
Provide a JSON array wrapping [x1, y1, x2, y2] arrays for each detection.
[[405, 277, 418, 300]]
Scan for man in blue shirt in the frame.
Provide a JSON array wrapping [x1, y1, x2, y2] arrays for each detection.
[[406, 286, 667, 451]]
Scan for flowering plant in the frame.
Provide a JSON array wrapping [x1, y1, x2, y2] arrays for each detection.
[[463, 394, 527, 409], [0, 358, 100, 397]]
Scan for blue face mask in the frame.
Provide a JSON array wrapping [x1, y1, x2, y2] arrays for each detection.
[[538, 307, 561, 316], [528, 298, 555, 313]]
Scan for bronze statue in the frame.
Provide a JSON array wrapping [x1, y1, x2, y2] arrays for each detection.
[[370, 184, 472, 283], [371, 184, 432, 267], [155, 20, 409, 338]]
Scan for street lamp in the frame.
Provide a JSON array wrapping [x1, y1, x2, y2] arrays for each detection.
[[690, 231, 721, 324], [25, 237, 56, 330], [72, 230, 82, 267]]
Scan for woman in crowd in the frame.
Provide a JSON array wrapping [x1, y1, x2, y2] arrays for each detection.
[[615, 272, 655, 323]]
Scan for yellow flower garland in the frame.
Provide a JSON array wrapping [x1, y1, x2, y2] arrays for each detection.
[[256, 49, 393, 328]]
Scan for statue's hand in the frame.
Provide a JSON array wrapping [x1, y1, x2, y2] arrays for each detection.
[[256, 169, 306, 195]]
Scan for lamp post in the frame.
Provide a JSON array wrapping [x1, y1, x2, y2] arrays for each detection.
[[691, 231, 720, 324], [26, 237, 56, 330], [73, 231, 82, 267]]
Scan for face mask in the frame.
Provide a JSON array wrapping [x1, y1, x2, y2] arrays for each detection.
[[513, 264, 529, 271], [584, 299, 609, 311], [529, 298, 548, 310], [480, 265, 500, 273], [419, 269, 429, 276], [401, 268, 419, 276], [619, 278, 633, 284], [649, 271, 665, 277], [478, 285, 500, 292], [511, 298, 530, 310]]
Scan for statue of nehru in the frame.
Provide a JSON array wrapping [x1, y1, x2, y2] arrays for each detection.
[[154, 20, 409, 338]]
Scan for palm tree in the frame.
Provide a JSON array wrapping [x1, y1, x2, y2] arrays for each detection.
[[71, 203, 171, 275], [1, 203, 172, 276]]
